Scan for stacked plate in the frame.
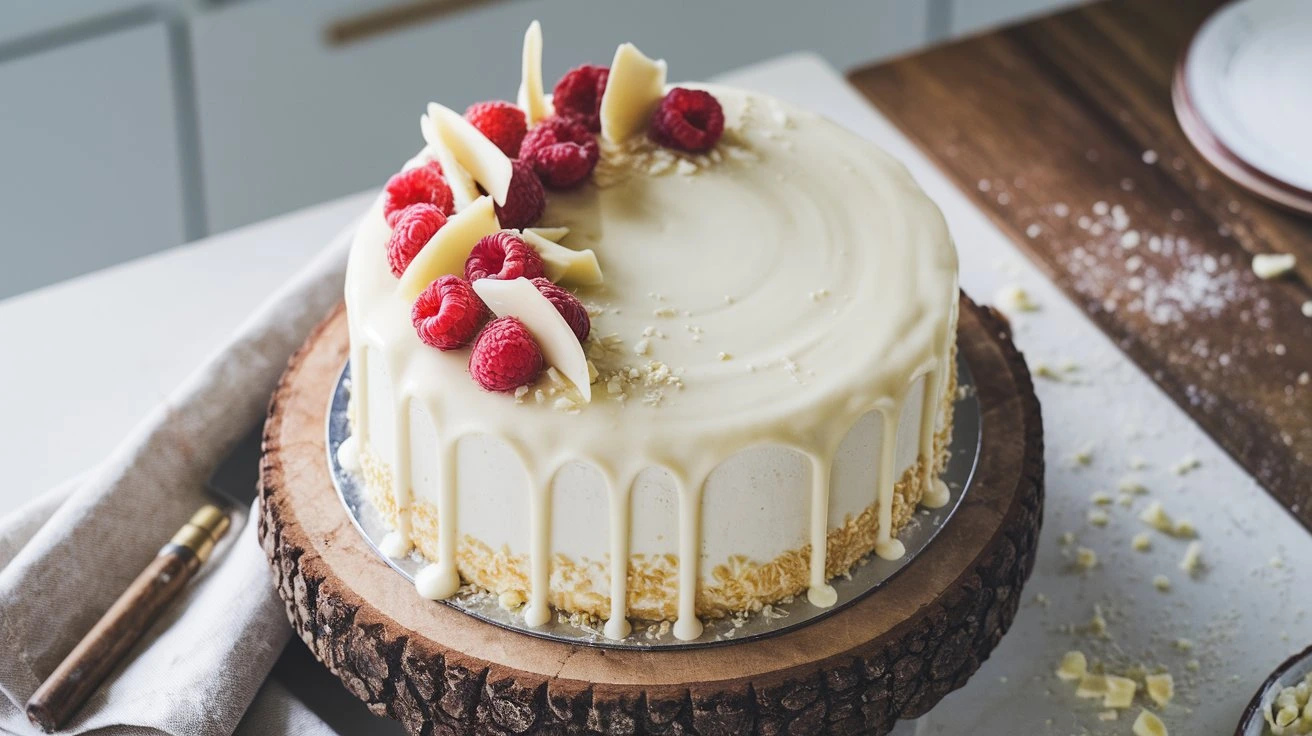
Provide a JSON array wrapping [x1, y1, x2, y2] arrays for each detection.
[[1174, 0, 1312, 215]]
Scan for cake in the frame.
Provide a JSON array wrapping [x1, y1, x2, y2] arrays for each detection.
[[337, 23, 959, 641]]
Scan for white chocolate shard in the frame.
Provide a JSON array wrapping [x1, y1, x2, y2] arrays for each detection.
[[1056, 651, 1087, 682], [525, 226, 569, 241], [420, 112, 479, 209], [599, 43, 668, 144], [1145, 673, 1174, 706], [473, 277, 592, 402], [519, 229, 603, 286], [428, 102, 513, 206], [517, 21, 552, 124], [398, 196, 500, 300]]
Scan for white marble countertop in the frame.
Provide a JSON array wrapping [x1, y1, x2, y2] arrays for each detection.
[[1, 55, 1307, 735]]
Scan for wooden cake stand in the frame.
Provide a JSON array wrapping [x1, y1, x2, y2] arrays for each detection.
[[258, 295, 1043, 735]]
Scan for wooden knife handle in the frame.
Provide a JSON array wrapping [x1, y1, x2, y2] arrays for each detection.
[[25, 505, 230, 733]]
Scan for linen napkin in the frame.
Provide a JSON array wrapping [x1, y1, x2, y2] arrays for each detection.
[[0, 227, 354, 736]]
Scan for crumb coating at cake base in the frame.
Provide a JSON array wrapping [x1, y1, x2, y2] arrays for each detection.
[[354, 386, 954, 622], [344, 81, 960, 638]]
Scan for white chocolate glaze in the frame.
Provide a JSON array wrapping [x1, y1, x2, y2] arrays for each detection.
[[344, 82, 958, 640]]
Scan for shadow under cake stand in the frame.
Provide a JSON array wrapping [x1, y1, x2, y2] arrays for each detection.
[[258, 294, 1044, 735]]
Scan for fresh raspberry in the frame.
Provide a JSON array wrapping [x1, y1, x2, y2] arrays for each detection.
[[494, 160, 546, 229], [411, 275, 489, 351], [469, 317, 544, 391], [552, 65, 609, 132], [519, 116, 599, 189], [650, 88, 725, 153], [531, 277, 590, 342], [386, 204, 447, 277], [464, 101, 528, 158], [465, 231, 545, 282], [383, 161, 454, 225]]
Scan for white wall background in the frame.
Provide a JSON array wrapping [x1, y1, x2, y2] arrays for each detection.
[[0, 0, 1085, 299]]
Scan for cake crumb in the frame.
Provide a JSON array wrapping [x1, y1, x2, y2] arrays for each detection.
[[1132, 709, 1168, 736], [1104, 675, 1138, 709], [1088, 509, 1110, 527], [1140, 501, 1174, 532], [717, 352, 733, 361], [1152, 574, 1171, 592], [1132, 533, 1152, 552], [1180, 541, 1203, 574], [995, 284, 1039, 313], [1171, 454, 1200, 475], [1076, 547, 1098, 570], [1145, 673, 1174, 707], [1057, 651, 1088, 681]]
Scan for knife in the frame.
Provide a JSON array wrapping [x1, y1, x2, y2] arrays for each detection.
[[24, 428, 265, 733]]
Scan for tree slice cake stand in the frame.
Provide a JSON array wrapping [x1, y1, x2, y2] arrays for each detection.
[[258, 294, 1044, 736]]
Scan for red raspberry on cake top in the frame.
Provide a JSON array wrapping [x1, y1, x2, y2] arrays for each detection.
[[469, 316, 544, 391], [411, 275, 489, 351], [464, 101, 528, 158], [386, 203, 447, 278], [519, 116, 600, 189], [465, 232, 545, 282], [552, 64, 609, 132], [383, 161, 454, 225], [531, 277, 590, 343], [650, 87, 725, 153], [494, 159, 547, 229]]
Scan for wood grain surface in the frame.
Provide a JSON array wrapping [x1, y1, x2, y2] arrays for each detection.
[[258, 297, 1044, 735], [850, 0, 1312, 531]]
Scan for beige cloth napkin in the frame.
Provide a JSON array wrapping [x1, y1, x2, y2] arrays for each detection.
[[0, 229, 353, 736]]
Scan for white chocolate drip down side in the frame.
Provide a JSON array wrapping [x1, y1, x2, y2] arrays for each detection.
[[343, 81, 959, 640]]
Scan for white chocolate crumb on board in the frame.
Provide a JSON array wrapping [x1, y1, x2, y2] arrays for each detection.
[[1140, 501, 1174, 532], [1145, 673, 1174, 707], [1076, 547, 1098, 570], [1252, 253, 1296, 279], [1133, 709, 1168, 736], [1171, 454, 1201, 475], [1179, 541, 1203, 574], [1056, 651, 1088, 681], [1104, 675, 1138, 709], [995, 284, 1040, 313]]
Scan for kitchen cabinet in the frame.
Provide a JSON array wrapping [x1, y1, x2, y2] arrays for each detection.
[[189, 0, 930, 234], [950, 0, 1088, 36], [0, 21, 186, 298]]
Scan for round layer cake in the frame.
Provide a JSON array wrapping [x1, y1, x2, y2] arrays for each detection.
[[340, 26, 959, 641]]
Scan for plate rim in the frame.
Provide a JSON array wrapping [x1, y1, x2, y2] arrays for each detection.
[[1174, 0, 1312, 215]]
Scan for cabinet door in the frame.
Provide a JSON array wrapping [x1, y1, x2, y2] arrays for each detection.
[[0, 0, 155, 47], [191, 0, 928, 234], [0, 22, 186, 298], [950, 0, 1087, 36]]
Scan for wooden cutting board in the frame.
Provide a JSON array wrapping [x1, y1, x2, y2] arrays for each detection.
[[850, 0, 1312, 531]]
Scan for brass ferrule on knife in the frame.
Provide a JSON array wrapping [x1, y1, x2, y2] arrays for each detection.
[[165, 504, 231, 563]]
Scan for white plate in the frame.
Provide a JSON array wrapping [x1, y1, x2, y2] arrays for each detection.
[[1174, 0, 1312, 214]]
